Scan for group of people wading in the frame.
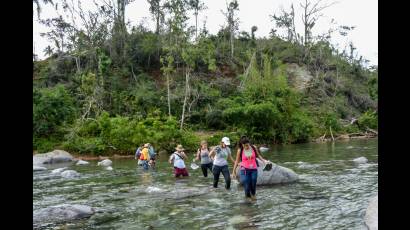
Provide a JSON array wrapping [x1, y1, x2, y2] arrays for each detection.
[[136, 136, 270, 201]]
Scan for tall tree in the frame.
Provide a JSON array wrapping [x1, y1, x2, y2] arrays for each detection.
[[187, 0, 207, 40], [222, 0, 239, 59], [161, 0, 190, 117], [271, 4, 299, 43], [147, 0, 165, 35], [300, 0, 336, 46]]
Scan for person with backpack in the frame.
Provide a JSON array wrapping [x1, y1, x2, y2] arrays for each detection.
[[139, 143, 151, 170], [147, 143, 157, 167], [232, 136, 268, 201], [209, 137, 235, 190], [169, 144, 189, 177], [135, 144, 144, 165], [194, 140, 213, 177]]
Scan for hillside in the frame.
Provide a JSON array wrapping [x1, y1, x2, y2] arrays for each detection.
[[33, 0, 377, 155]]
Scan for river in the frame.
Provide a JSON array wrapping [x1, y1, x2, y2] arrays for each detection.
[[33, 138, 378, 229]]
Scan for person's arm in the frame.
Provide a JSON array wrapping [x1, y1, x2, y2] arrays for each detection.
[[208, 147, 216, 159], [228, 149, 235, 164], [169, 154, 174, 164], [232, 149, 241, 177], [195, 149, 200, 162], [181, 152, 187, 159]]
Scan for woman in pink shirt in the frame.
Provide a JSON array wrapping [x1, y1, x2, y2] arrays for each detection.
[[232, 137, 268, 201]]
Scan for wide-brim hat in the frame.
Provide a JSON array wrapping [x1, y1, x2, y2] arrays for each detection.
[[175, 144, 184, 151]]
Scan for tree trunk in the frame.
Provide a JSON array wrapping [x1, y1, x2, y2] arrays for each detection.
[[156, 10, 160, 34], [230, 28, 234, 59], [167, 73, 171, 117], [329, 126, 334, 141], [75, 56, 81, 73], [180, 69, 190, 130], [195, 13, 198, 40]]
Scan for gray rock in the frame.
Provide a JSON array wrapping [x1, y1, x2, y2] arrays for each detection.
[[33, 150, 74, 165], [235, 159, 298, 185], [97, 159, 112, 167], [353, 157, 368, 164], [33, 204, 94, 225], [105, 166, 113, 171], [61, 170, 80, 178], [33, 166, 47, 171], [259, 147, 269, 153], [364, 195, 378, 230], [76, 160, 89, 165], [51, 167, 67, 174]]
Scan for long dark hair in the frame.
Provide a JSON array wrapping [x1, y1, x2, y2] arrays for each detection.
[[238, 135, 250, 149]]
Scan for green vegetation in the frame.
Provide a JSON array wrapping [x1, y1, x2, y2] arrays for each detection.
[[33, 0, 377, 154]]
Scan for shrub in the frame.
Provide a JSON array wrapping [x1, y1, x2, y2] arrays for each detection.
[[33, 85, 77, 138], [358, 110, 378, 130]]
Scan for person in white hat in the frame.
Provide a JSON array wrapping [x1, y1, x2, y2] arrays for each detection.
[[209, 137, 235, 189]]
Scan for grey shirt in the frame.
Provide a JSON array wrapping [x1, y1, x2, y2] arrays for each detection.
[[199, 148, 212, 164], [213, 146, 231, 166]]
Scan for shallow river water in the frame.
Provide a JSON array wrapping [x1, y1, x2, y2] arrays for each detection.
[[33, 138, 378, 229]]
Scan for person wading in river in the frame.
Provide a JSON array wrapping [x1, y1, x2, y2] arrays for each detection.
[[194, 140, 213, 177], [232, 137, 268, 201], [139, 143, 151, 170], [209, 137, 235, 189], [169, 144, 189, 177]]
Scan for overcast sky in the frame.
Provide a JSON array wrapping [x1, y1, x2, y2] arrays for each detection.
[[33, 0, 377, 65]]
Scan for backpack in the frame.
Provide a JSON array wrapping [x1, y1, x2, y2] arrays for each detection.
[[148, 146, 156, 158], [135, 147, 142, 159], [240, 145, 260, 167]]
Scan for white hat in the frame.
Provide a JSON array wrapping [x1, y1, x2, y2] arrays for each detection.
[[221, 137, 230, 146]]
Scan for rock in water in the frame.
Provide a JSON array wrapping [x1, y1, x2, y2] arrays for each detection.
[[235, 159, 298, 185], [33, 150, 74, 165], [51, 167, 67, 174], [353, 157, 368, 164], [364, 195, 378, 230], [76, 160, 89, 165], [61, 170, 80, 178], [97, 159, 112, 167], [33, 166, 47, 171], [259, 147, 269, 153], [33, 204, 94, 225], [105, 166, 113, 171]]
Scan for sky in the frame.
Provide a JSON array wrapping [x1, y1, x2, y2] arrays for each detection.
[[33, 0, 377, 65]]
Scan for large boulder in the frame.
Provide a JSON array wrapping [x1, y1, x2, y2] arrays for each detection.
[[235, 159, 298, 185], [33, 150, 74, 165], [33, 204, 94, 225], [364, 195, 378, 230], [76, 160, 89, 166], [97, 159, 112, 167]]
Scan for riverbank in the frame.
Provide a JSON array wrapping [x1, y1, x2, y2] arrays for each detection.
[[73, 154, 135, 161], [33, 134, 378, 158]]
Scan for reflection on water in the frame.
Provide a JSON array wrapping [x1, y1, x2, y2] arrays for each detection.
[[33, 138, 377, 229]]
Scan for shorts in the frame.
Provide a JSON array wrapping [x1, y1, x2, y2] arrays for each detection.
[[174, 167, 189, 177]]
